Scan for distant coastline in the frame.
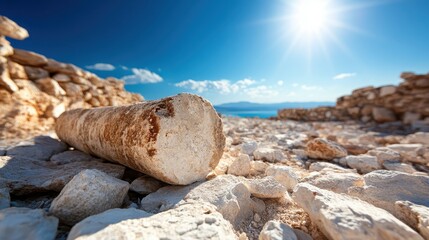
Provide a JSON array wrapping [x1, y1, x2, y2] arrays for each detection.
[[214, 101, 335, 118]]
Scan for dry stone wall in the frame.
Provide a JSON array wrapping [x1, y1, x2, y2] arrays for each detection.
[[278, 72, 429, 125], [0, 16, 143, 140]]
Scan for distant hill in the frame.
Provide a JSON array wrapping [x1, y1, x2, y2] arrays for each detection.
[[214, 101, 335, 112]]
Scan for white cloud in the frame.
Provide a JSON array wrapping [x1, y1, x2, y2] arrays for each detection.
[[86, 63, 115, 71], [333, 73, 356, 80], [277, 80, 284, 86], [122, 68, 163, 84], [301, 84, 322, 91], [175, 78, 256, 94], [244, 85, 279, 98], [120, 65, 129, 70], [292, 83, 299, 87]]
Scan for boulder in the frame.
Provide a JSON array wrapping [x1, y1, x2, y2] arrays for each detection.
[[130, 176, 163, 195], [0, 60, 18, 92], [242, 176, 287, 199], [395, 201, 429, 240], [24, 66, 49, 80], [241, 141, 258, 155], [372, 107, 397, 123], [68, 203, 238, 240], [301, 171, 364, 194], [259, 220, 298, 240], [35, 78, 66, 97], [383, 162, 416, 174], [250, 161, 269, 175], [227, 154, 251, 176], [349, 170, 429, 218], [293, 183, 423, 240], [50, 150, 100, 165], [7, 61, 27, 79], [49, 169, 129, 226], [0, 36, 13, 56], [10, 49, 48, 67], [379, 85, 396, 97], [405, 132, 429, 145], [387, 144, 426, 164], [0, 16, 29, 40], [345, 155, 381, 173], [0, 207, 58, 240], [140, 175, 255, 227], [309, 162, 355, 173], [265, 165, 301, 191], [55, 94, 225, 185], [254, 148, 285, 163], [367, 147, 402, 164], [306, 138, 347, 160]]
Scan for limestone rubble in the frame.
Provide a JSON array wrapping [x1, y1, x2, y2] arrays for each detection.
[[2, 14, 429, 240]]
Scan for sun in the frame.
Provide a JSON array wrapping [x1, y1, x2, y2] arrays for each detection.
[[291, 0, 332, 38]]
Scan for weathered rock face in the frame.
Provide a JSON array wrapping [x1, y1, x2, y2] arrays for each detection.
[[395, 201, 429, 239], [293, 183, 423, 240], [0, 207, 58, 240], [68, 203, 238, 240], [259, 220, 298, 240], [49, 169, 130, 226], [140, 175, 255, 227], [348, 170, 429, 218], [0, 15, 143, 141], [55, 94, 225, 185], [306, 138, 347, 160], [0, 16, 29, 40], [278, 72, 429, 125]]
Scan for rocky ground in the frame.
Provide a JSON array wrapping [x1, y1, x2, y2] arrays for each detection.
[[1, 116, 429, 240]]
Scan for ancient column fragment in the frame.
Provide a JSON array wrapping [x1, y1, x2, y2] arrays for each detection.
[[55, 93, 225, 185]]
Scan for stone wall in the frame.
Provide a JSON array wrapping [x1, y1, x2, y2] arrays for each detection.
[[278, 72, 429, 125], [0, 16, 143, 140]]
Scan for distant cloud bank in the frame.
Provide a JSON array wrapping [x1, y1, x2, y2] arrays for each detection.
[[175, 78, 279, 98], [333, 73, 356, 80], [122, 68, 163, 84], [86, 63, 115, 71]]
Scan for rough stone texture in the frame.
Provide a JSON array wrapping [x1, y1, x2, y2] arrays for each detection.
[[35, 78, 66, 97], [0, 154, 125, 195], [293, 183, 423, 240], [68, 203, 238, 240], [0, 16, 29, 40], [0, 58, 18, 92], [301, 171, 364, 194], [309, 162, 355, 173], [242, 176, 287, 199], [387, 144, 426, 164], [241, 141, 258, 155], [24, 65, 49, 79], [0, 207, 58, 240], [259, 220, 298, 240], [227, 154, 251, 176], [50, 150, 100, 165], [395, 201, 429, 239], [265, 165, 301, 191], [372, 107, 397, 123], [250, 161, 269, 175], [140, 175, 255, 227], [0, 37, 13, 56], [345, 154, 381, 173], [254, 148, 285, 163], [49, 169, 129, 226], [6, 135, 68, 161], [130, 175, 163, 195], [306, 138, 347, 160], [367, 147, 402, 164], [405, 132, 429, 145], [349, 170, 429, 218], [10, 49, 48, 67], [55, 94, 225, 185], [383, 162, 417, 174]]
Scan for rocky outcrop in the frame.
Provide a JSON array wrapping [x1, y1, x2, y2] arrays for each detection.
[[278, 72, 429, 125], [55, 94, 225, 185], [0, 16, 143, 141]]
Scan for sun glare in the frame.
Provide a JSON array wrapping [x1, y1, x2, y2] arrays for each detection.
[[291, 0, 332, 37]]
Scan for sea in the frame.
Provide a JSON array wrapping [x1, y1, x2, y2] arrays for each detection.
[[215, 109, 277, 119]]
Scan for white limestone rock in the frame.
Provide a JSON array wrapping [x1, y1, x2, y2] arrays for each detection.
[[250, 161, 269, 175], [228, 154, 251, 176], [0, 207, 58, 240], [367, 147, 402, 164], [383, 162, 417, 174], [348, 170, 429, 218], [6, 136, 68, 161], [293, 183, 423, 240], [404, 132, 429, 145], [345, 154, 381, 173], [49, 169, 129, 225], [68, 203, 238, 240], [254, 148, 286, 163], [395, 201, 429, 239], [309, 161, 356, 173], [265, 165, 302, 191], [387, 144, 426, 164], [259, 220, 298, 240], [241, 141, 258, 155], [301, 171, 364, 194], [130, 175, 163, 195], [140, 175, 255, 227], [243, 176, 287, 199], [0, 16, 29, 40]]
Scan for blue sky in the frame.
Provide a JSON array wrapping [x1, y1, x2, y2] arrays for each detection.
[[3, 0, 429, 104]]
